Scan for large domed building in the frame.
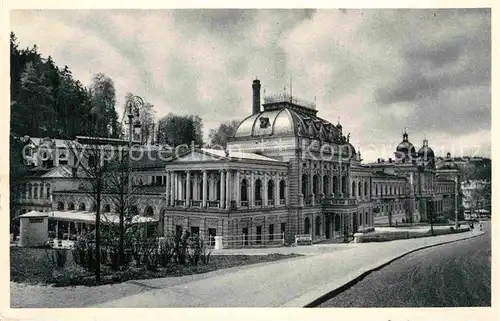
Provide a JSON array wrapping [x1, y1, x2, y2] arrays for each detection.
[[16, 78, 463, 249]]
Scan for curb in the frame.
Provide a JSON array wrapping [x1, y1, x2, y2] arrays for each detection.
[[289, 231, 485, 307]]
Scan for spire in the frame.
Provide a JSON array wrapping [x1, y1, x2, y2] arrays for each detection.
[[403, 127, 408, 142]]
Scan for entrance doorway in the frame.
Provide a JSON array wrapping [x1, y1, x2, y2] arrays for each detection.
[[353, 214, 359, 233], [242, 227, 249, 246]]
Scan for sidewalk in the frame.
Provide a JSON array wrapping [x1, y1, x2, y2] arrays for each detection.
[[95, 229, 483, 307]]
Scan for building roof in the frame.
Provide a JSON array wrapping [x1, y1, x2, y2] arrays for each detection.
[[233, 106, 351, 147], [17, 210, 157, 223], [201, 148, 281, 162]]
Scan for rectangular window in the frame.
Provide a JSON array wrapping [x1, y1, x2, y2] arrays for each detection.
[[190, 226, 200, 236], [269, 224, 274, 241], [281, 223, 286, 234], [29, 218, 44, 223], [175, 225, 182, 237], [208, 228, 216, 246], [256, 226, 262, 244]]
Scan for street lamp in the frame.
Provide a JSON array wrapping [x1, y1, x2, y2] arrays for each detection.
[[122, 95, 143, 261]]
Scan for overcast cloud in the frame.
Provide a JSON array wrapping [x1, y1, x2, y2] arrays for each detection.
[[11, 9, 491, 161]]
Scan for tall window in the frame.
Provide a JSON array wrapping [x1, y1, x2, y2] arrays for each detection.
[[267, 180, 274, 200], [241, 179, 248, 201], [364, 182, 368, 197], [33, 183, 38, 199], [301, 174, 308, 195], [46, 184, 51, 199], [255, 179, 262, 201], [279, 180, 286, 200]]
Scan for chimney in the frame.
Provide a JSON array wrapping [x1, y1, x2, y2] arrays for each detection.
[[252, 79, 261, 115], [377, 158, 381, 163], [389, 158, 393, 163]]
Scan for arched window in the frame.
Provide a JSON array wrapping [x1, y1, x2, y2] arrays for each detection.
[[79, 203, 86, 211], [313, 175, 319, 195], [279, 180, 286, 200], [323, 175, 329, 196], [365, 213, 369, 225], [144, 206, 154, 217], [46, 184, 51, 199], [57, 202, 64, 210], [352, 182, 356, 196], [68, 202, 75, 210], [332, 176, 338, 194], [304, 217, 311, 234], [255, 179, 262, 201], [33, 183, 38, 199], [341, 176, 347, 194], [301, 174, 308, 195], [103, 204, 111, 213], [267, 180, 274, 200], [364, 181, 368, 197], [27, 184, 32, 199], [358, 182, 362, 198], [241, 179, 248, 201], [315, 216, 321, 236], [385, 185, 388, 195]]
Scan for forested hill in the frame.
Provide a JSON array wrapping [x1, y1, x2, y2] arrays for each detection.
[[10, 32, 120, 139]]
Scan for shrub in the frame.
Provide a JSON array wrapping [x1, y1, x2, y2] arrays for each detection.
[[46, 248, 67, 268]]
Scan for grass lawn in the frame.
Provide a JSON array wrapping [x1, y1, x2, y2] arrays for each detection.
[[10, 247, 301, 287]]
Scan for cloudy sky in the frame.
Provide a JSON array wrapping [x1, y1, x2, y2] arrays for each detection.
[[11, 8, 491, 161]]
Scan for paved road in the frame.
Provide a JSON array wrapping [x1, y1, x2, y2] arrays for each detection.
[[318, 222, 491, 307]]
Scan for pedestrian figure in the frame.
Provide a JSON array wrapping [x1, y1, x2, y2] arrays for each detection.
[[479, 223, 483, 231]]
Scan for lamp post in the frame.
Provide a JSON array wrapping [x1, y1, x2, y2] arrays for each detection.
[[122, 95, 143, 262]]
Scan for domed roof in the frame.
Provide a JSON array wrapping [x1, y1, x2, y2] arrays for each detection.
[[437, 153, 458, 170], [396, 130, 416, 159], [234, 107, 347, 144], [417, 139, 434, 160]]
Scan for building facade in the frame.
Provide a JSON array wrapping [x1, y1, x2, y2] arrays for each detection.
[[14, 79, 463, 247]]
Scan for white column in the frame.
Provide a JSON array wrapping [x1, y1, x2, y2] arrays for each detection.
[[186, 170, 191, 207], [274, 173, 279, 207], [220, 170, 225, 208], [250, 171, 255, 208], [225, 170, 231, 209], [202, 170, 208, 208], [320, 161, 324, 197], [263, 173, 268, 207], [170, 171, 175, 206], [236, 171, 241, 207], [165, 171, 171, 206]]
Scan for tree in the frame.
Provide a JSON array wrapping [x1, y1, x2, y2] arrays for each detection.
[[89, 73, 119, 138], [208, 120, 240, 148], [102, 147, 143, 268], [66, 132, 109, 284], [10, 32, 95, 139], [158, 113, 203, 147], [18, 61, 55, 136]]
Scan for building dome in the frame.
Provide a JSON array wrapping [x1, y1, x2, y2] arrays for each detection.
[[233, 107, 346, 144], [396, 130, 416, 159], [436, 152, 458, 170], [417, 138, 434, 160]]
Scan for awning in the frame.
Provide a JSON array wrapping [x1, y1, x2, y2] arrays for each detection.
[[17, 210, 158, 224]]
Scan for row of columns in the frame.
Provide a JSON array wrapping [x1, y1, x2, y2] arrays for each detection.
[[23, 183, 51, 200], [166, 169, 287, 209]]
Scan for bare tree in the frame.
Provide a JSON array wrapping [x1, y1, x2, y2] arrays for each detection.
[[66, 135, 110, 284]]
